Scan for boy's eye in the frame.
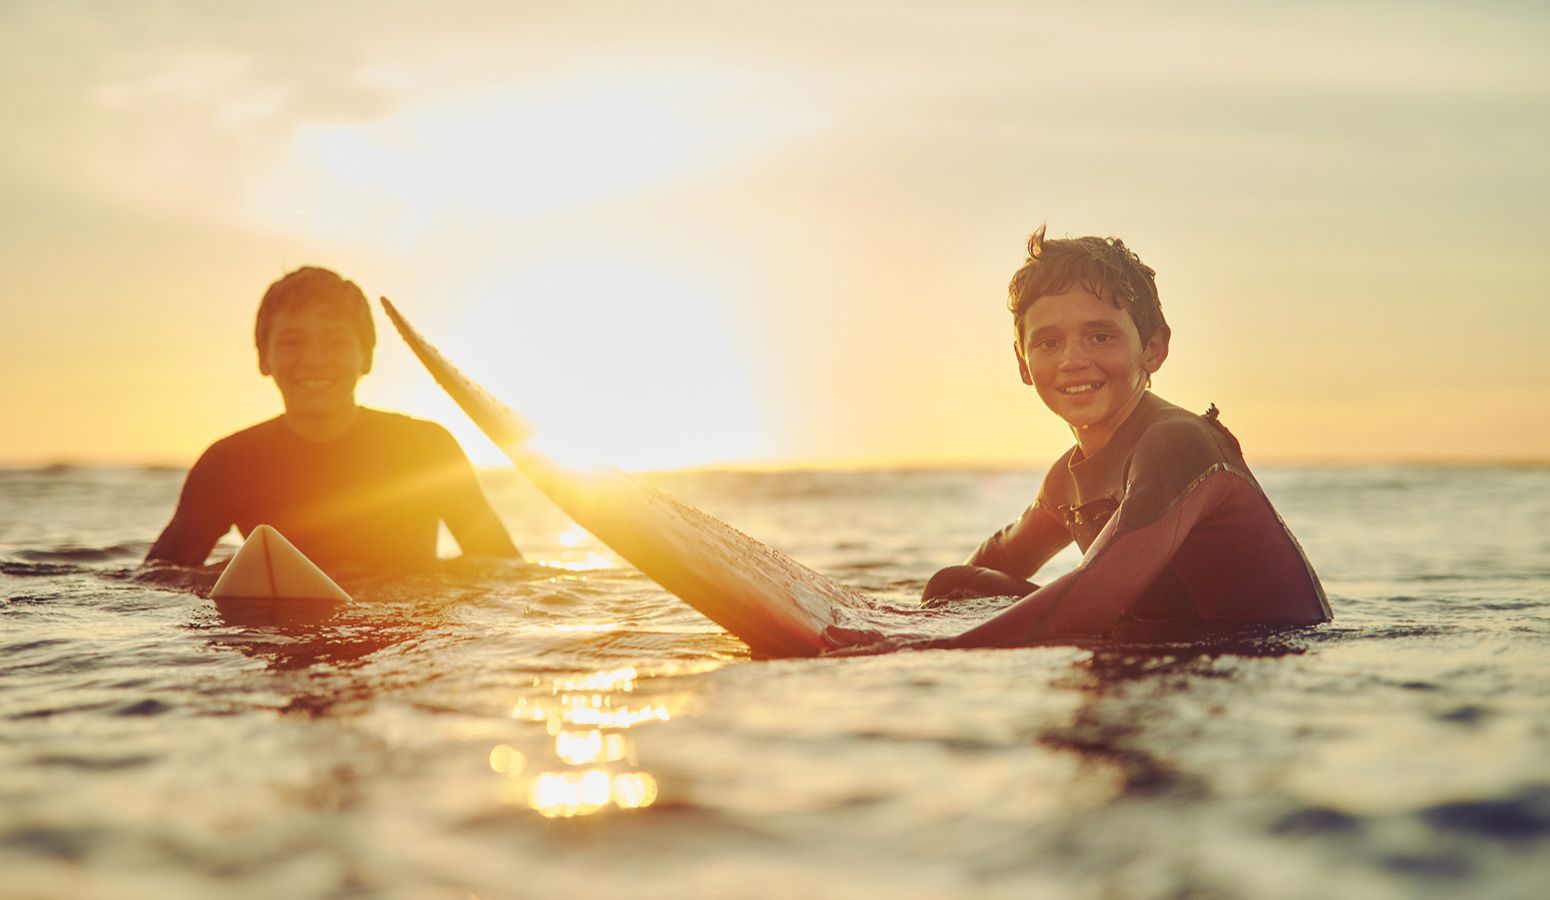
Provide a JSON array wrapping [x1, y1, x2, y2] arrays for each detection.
[[1090, 333, 1114, 344], [1035, 339, 1059, 352]]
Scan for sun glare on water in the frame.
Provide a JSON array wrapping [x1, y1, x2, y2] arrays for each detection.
[[491, 666, 700, 818]]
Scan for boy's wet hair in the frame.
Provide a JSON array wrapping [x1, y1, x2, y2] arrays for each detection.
[[1008, 225, 1167, 345], [254, 266, 376, 370]]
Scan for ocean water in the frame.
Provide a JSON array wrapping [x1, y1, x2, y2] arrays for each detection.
[[2, 463, 1548, 899]]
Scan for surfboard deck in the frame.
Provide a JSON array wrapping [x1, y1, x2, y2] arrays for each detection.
[[380, 298, 876, 658]]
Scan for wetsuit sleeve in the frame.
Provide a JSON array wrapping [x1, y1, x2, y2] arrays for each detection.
[[428, 427, 521, 559], [145, 447, 234, 566], [946, 423, 1234, 646], [964, 502, 1071, 580]]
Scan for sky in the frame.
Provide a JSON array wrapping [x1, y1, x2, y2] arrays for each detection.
[[2, 0, 1547, 470]]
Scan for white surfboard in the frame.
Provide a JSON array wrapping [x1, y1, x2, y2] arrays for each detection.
[[210, 524, 353, 604], [381, 298, 876, 658]]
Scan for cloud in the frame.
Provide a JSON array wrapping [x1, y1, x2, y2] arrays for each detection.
[[247, 66, 832, 246]]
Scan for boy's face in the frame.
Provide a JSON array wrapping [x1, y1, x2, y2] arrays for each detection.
[[259, 303, 369, 418], [1014, 287, 1168, 446]]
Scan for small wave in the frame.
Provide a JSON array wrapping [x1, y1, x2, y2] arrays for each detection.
[[113, 698, 173, 717], [1, 594, 55, 607], [0, 826, 96, 862], [7, 700, 119, 721], [32, 753, 155, 772], [2, 638, 75, 655], [0, 561, 82, 577], [1478, 599, 1550, 610], [1435, 704, 1492, 725], [129, 563, 219, 595], [17, 544, 143, 563], [837, 557, 892, 569], [1412, 572, 1550, 583], [1308, 623, 1451, 642], [1269, 806, 1364, 836], [1420, 785, 1550, 841], [1382, 852, 1471, 879]]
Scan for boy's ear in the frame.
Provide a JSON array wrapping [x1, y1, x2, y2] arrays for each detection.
[[1142, 324, 1171, 374], [1013, 339, 1034, 386], [258, 350, 271, 377]]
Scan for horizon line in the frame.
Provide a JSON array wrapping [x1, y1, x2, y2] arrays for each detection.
[[5, 454, 1549, 474]]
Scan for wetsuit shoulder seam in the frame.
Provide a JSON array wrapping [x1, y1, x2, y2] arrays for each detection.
[[1134, 461, 1254, 525]]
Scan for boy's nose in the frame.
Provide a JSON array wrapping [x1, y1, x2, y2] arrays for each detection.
[[1058, 345, 1090, 368]]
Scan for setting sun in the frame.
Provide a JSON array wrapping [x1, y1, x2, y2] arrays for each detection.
[[3, 3, 1546, 469], [385, 252, 771, 472]]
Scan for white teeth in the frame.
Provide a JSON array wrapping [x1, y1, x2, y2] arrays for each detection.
[[1061, 383, 1101, 394]]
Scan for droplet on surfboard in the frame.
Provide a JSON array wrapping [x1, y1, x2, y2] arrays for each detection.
[[210, 524, 352, 603]]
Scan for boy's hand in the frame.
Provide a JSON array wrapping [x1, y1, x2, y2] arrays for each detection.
[[820, 625, 952, 657]]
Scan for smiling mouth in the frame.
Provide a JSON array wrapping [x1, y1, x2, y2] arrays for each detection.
[[1058, 381, 1104, 395]]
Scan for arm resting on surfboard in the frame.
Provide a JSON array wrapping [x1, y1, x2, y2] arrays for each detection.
[[943, 468, 1235, 648], [917, 501, 1071, 604]]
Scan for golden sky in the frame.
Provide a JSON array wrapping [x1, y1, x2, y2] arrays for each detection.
[[2, 1, 1547, 469]]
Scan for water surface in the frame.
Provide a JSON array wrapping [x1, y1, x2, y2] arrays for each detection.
[[3, 465, 1547, 898]]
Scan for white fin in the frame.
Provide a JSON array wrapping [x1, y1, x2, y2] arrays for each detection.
[[209, 524, 352, 603]]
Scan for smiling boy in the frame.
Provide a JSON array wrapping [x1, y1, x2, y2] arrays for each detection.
[[146, 267, 519, 572], [888, 227, 1329, 648]]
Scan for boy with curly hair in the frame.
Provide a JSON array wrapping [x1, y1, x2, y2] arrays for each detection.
[[894, 227, 1329, 648]]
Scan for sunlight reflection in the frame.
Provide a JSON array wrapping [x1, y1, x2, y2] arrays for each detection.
[[564, 705, 671, 728], [555, 730, 633, 765], [555, 667, 639, 693], [611, 773, 660, 810], [537, 524, 615, 572], [495, 665, 683, 818], [538, 553, 615, 572], [529, 769, 614, 818], [549, 623, 623, 634], [488, 744, 527, 777]]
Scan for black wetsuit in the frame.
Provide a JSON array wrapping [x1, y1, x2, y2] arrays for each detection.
[[147, 409, 516, 571], [949, 392, 1329, 645]]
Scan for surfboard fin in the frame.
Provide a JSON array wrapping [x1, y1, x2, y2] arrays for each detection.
[[209, 524, 352, 603]]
